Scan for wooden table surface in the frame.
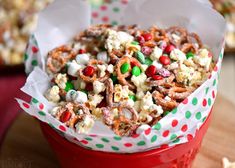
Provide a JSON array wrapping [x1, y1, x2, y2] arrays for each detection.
[[0, 94, 235, 168]]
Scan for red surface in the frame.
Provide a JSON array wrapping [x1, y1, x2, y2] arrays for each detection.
[[0, 73, 29, 146], [40, 110, 212, 168]]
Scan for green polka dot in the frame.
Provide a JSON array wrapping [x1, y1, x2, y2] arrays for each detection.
[[153, 123, 161, 130], [151, 135, 157, 143], [101, 138, 110, 143], [205, 87, 209, 95], [220, 53, 223, 58], [196, 112, 202, 120], [32, 98, 38, 104], [202, 116, 207, 122], [114, 136, 122, 141], [24, 53, 28, 61], [185, 111, 191, 119], [192, 97, 198, 105], [85, 137, 93, 141], [111, 21, 118, 26], [171, 108, 177, 114], [38, 111, 46, 116], [95, 144, 104, 148], [111, 146, 119, 151], [208, 98, 212, 106], [170, 134, 177, 141], [113, 7, 120, 12], [173, 138, 180, 143], [163, 111, 170, 116], [31, 60, 38, 66], [213, 79, 216, 86], [137, 141, 146, 146]]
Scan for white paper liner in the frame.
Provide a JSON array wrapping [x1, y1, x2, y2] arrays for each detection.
[[18, 0, 226, 153]]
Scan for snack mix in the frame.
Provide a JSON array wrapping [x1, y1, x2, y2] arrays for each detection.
[[0, 0, 52, 65], [44, 24, 215, 136]]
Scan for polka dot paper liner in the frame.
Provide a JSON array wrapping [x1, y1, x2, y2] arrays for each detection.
[[20, 0, 225, 153]]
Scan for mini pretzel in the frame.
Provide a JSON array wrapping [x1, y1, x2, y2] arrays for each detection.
[[152, 91, 178, 111], [147, 74, 175, 87], [78, 59, 110, 82], [186, 33, 203, 48], [181, 43, 198, 54], [116, 56, 141, 90], [105, 79, 114, 106], [149, 26, 169, 42], [109, 49, 124, 61], [47, 45, 76, 73], [166, 26, 187, 47]]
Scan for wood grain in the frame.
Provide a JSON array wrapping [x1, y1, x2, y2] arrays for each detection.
[[0, 94, 235, 168]]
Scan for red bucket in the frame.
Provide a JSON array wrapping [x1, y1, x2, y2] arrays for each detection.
[[40, 111, 212, 168]]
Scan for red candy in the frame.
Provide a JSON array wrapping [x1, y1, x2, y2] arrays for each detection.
[[142, 33, 152, 41], [85, 83, 93, 91], [97, 99, 107, 108], [145, 65, 157, 77], [159, 55, 171, 65], [137, 36, 145, 45], [152, 75, 163, 80], [60, 111, 71, 123], [79, 49, 86, 54], [141, 46, 153, 55], [83, 66, 95, 76], [164, 45, 175, 54]]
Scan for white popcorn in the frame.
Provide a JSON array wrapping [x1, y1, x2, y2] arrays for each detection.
[[170, 49, 186, 63], [193, 49, 212, 71], [74, 91, 88, 103], [88, 94, 103, 108], [72, 77, 86, 90], [97, 64, 107, 77], [131, 73, 150, 91], [134, 100, 141, 111], [55, 73, 67, 89], [150, 46, 163, 61], [114, 84, 129, 102], [92, 108, 103, 119], [75, 115, 95, 134], [75, 53, 90, 65], [105, 29, 134, 52], [127, 99, 135, 107], [164, 96, 171, 101], [45, 86, 60, 103], [50, 106, 61, 117], [107, 64, 114, 73], [67, 60, 83, 77], [223, 157, 235, 168], [93, 81, 105, 94], [168, 62, 179, 70], [66, 90, 77, 102], [97, 51, 109, 62], [152, 60, 163, 69]]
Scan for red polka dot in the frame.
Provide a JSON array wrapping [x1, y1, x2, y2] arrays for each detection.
[[80, 140, 88, 145], [144, 128, 151, 135], [59, 125, 66, 132], [124, 143, 133, 147], [187, 134, 193, 141], [39, 103, 44, 110], [181, 124, 188, 132], [212, 90, 215, 99], [162, 130, 169, 137], [73, 138, 79, 142], [89, 134, 97, 137], [32, 46, 38, 53], [22, 102, 30, 109], [92, 12, 99, 18], [171, 119, 178, 127], [160, 144, 169, 149], [182, 98, 188, 104], [131, 134, 140, 138], [121, 0, 128, 4], [214, 66, 218, 72], [209, 74, 212, 79], [100, 5, 107, 11], [102, 16, 109, 22], [202, 99, 207, 107]]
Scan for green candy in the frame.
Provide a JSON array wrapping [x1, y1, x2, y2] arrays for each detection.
[[136, 51, 146, 64], [132, 66, 141, 76], [121, 63, 130, 74], [145, 57, 153, 65], [129, 95, 137, 102], [111, 74, 118, 83], [65, 81, 74, 92], [186, 52, 194, 59], [131, 41, 139, 45]]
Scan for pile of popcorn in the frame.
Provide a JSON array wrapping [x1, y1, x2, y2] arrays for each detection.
[[44, 24, 215, 136], [0, 0, 53, 65]]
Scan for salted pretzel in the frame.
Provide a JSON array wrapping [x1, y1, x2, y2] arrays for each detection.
[[149, 26, 169, 42], [147, 74, 175, 87], [47, 45, 76, 73], [166, 26, 187, 48], [116, 56, 141, 90], [186, 32, 203, 49], [78, 59, 110, 82], [181, 43, 198, 54]]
